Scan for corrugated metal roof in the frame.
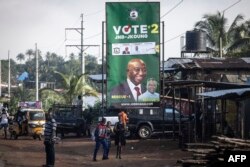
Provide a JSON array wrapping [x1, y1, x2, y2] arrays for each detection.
[[242, 57, 250, 63], [197, 88, 250, 98], [164, 57, 250, 70], [164, 58, 193, 69], [88, 74, 106, 81]]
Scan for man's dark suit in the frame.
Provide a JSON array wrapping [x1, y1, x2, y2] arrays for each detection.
[[110, 81, 146, 102], [122, 51, 130, 54]]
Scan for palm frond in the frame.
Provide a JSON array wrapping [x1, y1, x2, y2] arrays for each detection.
[[227, 37, 250, 52], [228, 14, 244, 34], [54, 71, 71, 88]]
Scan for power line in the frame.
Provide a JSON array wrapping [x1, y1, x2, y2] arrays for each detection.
[[85, 9, 104, 16], [163, 32, 185, 44], [222, 0, 241, 14], [161, 0, 184, 19], [84, 32, 102, 40]]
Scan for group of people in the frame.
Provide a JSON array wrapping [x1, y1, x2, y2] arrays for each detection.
[[93, 110, 128, 161], [1, 105, 130, 166]]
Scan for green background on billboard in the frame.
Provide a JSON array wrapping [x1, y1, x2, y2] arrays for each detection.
[[106, 2, 160, 107]]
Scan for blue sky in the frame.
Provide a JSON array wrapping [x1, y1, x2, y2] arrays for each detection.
[[0, 0, 250, 62]]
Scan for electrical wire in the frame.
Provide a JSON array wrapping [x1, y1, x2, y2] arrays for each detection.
[[164, 32, 185, 44], [84, 9, 104, 16], [161, 0, 184, 19]]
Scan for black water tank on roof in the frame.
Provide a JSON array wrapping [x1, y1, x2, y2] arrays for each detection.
[[186, 31, 207, 52]]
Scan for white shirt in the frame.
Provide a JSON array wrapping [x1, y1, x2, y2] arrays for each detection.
[[127, 79, 142, 101], [138, 91, 160, 102], [1, 112, 9, 124]]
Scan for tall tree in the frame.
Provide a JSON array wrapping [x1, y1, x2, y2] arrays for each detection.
[[25, 49, 34, 60], [16, 53, 25, 64], [69, 53, 75, 60], [40, 72, 99, 105], [56, 72, 99, 104], [194, 11, 250, 57], [226, 19, 250, 57]]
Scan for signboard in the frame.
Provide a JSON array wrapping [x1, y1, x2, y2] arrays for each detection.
[[18, 101, 42, 109], [106, 2, 160, 108]]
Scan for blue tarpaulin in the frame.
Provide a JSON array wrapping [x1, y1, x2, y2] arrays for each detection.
[[17, 71, 29, 81]]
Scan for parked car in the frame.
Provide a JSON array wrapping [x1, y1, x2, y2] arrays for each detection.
[[97, 110, 119, 128], [128, 108, 193, 139], [52, 105, 86, 137], [96, 109, 130, 137]]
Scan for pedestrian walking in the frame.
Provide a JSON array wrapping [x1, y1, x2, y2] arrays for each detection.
[[0, 108, 9, 139], [118, 110, 129, 130], [106, 121, 113, 158], [93, 117, 108, 161], [114, 116, 126, 159], [43, 108, 57, 167]]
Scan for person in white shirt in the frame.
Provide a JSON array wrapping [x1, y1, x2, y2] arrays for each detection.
[[0, 108, 9, 139]]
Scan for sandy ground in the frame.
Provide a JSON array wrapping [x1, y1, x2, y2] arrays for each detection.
[[0, 133, 191, 167]]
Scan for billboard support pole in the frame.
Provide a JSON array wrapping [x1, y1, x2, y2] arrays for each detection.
[[162, 21, 165, 98], [102, 21, 105, 117], [161, 21, 165, 138]]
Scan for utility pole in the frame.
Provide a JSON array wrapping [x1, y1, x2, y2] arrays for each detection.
[[65, 13, 85, 74], [66, 14, 100, 74], [35, 43, 39, 101], [8, 51, 10, 98], [65, 14, 100, 108], [81, 14, 84, 74], [0, 58, 1, 97]]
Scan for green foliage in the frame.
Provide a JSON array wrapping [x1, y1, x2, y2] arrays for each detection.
[[53, 71, 99, 104], [195, 11, 250, 57], [16, 53, 25, 63], [39, 88, 66, 112], [2, 50, 101, 110], [1, 59, 18, 85]]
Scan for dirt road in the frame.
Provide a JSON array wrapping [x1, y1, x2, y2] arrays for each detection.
[[0, 135, 190, 167]]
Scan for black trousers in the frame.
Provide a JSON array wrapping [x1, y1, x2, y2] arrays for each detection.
[[44, 141, 55, 166]]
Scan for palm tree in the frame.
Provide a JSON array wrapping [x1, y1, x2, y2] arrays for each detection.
[[194, 11, 249, 57], [69, 53, 75, 60], [226, 19, 250, 57], [56, 71, 99, 103], [39, 88, 66, 111], [40, 72, 99, 105], [16, 53, 25, 64], [25, 49, 34, 60]]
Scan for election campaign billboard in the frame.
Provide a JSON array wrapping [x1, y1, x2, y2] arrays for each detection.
[[106, 2, 160, 108]]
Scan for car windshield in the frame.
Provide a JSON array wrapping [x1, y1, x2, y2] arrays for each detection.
[[54, 108, 76, 118], [165, 108, 180, 118], [29, 111, 45, 120]]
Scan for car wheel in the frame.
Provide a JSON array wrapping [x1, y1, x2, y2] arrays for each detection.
[[138, 125, 152, 139]]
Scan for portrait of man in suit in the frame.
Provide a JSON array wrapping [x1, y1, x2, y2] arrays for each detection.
[[122, 47, 130, 54], [110, 58, 147, 102]]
